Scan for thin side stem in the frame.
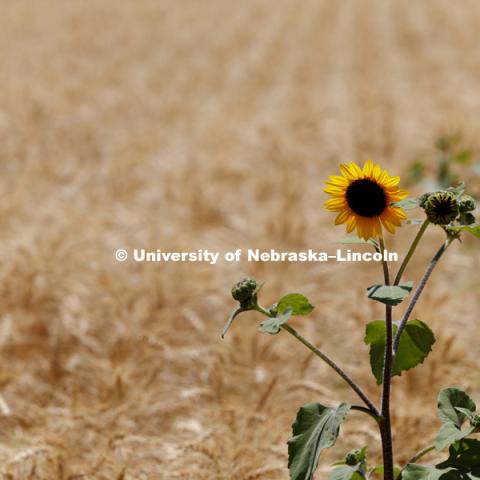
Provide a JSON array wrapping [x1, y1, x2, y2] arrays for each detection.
[[393, 239, 451, 355], [379, 236, 395, 480], [280, 323, 379, 415], [393, 219, 430, 286], [256, 304, 377, 414], [405, 444, 435, 465], [351, 404, 381, 422]]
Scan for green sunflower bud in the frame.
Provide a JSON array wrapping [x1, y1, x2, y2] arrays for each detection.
[[231, 277, 258, 309], [471, 415, 480, 430], [458, 195, 477, 213], [345, 449, 362, 466], [423, 191, 459, 225], [459, 212, 476, 225]]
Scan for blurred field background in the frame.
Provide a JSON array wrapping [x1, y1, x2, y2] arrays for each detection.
[[0, 0, 479, 478]]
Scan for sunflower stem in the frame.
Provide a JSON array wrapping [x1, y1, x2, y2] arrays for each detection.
[[378, 235, 395, 480], [255, 305, 379, 415], [393, 239, 451, 356], [393, 219, 430, 286]]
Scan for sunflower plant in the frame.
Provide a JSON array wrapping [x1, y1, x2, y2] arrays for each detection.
[[222, 160, 479, 480]]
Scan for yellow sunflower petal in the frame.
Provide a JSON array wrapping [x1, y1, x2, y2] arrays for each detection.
[[335, 210, 352, 225], [381, 216, 396, 234], [346, 215, 357, 233], [383, 176, 400, 187], [325, 198, 346, 211], [389, 207, 407, 220], [340, 163, 355, 180], [382, 210, 402, 227], [357, 218, 372, 239], [326, 175, 349, 186], [324, 186, 346, 196], [349, 162, 363, 177], [363, 159, 374, 177]]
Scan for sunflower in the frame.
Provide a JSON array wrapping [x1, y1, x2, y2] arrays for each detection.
[[324, 160, 408, 240]]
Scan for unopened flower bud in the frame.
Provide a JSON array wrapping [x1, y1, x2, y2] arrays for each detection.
[[231, 277, 258, 309], [459, 212, 476, 225], [423, 191, 459, 225], [345, 449, 362, 466], [470, 414, 480, 430], [458, 195, 477, 213]]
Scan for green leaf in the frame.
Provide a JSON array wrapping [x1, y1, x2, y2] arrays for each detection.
[[221, 307, 244, 338], [288, 402, 351, 480], [435, 388, 477, 451], [364, 319, 435, 385], [455, 408, 478, 423], [366, 282, 413, 306], [391, 197, 421, 210], [329, 466, 364, 480], [448, 224, 480, 239], [277, 294, 314, 316], [402, 464, 457, 480], [438, 389, 476, 426], [436, 423, 475, 452], [437, 439, 480, 471], [259, 308, 292, 335]]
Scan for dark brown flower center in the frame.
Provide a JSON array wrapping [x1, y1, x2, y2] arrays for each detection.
[[346, 179, 387, 217]]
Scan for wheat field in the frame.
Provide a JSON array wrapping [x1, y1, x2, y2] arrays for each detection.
[[0, 1, 479, 478]]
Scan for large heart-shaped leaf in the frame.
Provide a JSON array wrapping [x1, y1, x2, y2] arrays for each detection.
[[364, 319, 435, 384], [288, 402, 351, 480]]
